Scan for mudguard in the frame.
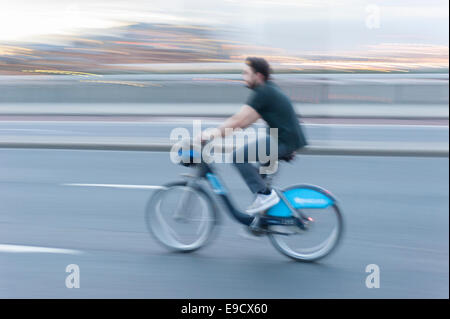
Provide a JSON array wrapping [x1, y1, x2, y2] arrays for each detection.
[[267, 186, 335, 217]]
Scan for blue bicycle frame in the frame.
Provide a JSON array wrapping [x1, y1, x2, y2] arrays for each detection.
[[179, 148, 336, 229]]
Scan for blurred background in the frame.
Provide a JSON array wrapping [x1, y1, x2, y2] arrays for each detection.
[[0, 0, 448, 298]]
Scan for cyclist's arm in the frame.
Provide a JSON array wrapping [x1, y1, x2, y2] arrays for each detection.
[[203, 105, 261, 140]]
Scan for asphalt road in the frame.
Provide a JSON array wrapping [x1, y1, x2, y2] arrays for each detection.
[[0, 148, 448, 298]]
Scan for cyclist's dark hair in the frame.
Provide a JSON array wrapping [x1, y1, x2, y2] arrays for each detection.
[[245, 57, 271, 82]]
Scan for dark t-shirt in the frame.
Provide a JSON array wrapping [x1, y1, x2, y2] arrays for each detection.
[[246, 80, 308, 151]]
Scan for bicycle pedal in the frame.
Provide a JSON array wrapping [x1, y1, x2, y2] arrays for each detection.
[[246, 226, 266, 237], [239, 227, 264, 239], [247, 215, 268, 236], [267, 225, 302, 235]]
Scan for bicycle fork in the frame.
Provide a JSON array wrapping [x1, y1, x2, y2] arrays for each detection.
[[173, 175, 197, 222]]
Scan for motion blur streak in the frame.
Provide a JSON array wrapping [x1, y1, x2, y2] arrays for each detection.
[[0, 0, 447, 299]]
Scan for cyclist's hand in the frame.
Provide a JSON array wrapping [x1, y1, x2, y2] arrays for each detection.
[[193, 132, 208, 147], [200, 132, 212, 146], [202, 128, 222, 143], [196, 129, 219, 145]]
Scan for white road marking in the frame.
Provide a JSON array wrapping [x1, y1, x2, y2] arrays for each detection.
[[63, 183, 166, 190], [0, 244, 82, 255]]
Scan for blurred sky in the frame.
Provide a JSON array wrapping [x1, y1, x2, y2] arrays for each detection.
[[0, 0, 448, 55]]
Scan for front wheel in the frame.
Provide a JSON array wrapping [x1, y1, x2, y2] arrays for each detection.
[[267, 184, 344, 262], [145, 181, 218, 252]]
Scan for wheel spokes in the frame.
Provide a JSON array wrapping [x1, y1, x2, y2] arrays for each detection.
[[147, 185, 215, 251]]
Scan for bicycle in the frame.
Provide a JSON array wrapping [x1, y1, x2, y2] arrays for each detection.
[[145, 141, 344, 262]]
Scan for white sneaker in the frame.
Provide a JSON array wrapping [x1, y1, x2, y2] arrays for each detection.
[[245, 190, 280, 214]]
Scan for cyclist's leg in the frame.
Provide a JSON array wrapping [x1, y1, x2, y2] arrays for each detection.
[[233, 136, 284, 224], [232, 136, 270, 194], [259, 136, 278, 181]]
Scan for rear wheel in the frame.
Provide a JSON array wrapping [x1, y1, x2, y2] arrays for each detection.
[[145, 181, 218, 252], [268, 184, 344, 262]]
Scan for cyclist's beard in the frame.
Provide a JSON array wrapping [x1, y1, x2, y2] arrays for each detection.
[[245, 80, 257, 90]]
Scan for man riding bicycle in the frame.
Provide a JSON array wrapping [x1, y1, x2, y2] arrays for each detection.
[[199, 57, 308, 215]]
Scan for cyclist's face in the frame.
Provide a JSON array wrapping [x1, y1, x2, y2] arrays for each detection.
[[242, 64, 258, 89]]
